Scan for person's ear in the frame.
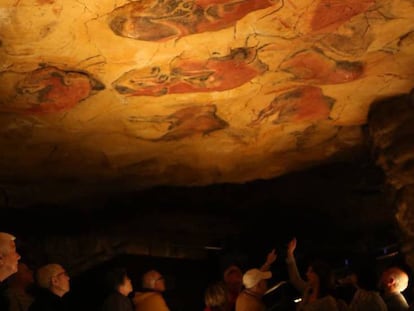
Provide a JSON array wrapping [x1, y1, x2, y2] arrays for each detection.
[[51, 275, 58, 287], [387, 277, 395, 287]]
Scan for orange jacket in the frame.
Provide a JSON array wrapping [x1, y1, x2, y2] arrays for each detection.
[[133, 291, 170, 311]]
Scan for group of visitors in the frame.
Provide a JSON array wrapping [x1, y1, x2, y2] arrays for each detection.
[[204, 238, 412, 311], [0, 232, 171, 311], [1, 232, 413, 311]]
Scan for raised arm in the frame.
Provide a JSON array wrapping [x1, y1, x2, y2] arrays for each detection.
[[260, 248, 277, 271], [286, 237, 307, 293]]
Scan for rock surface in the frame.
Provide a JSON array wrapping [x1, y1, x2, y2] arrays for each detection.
[[367, 90, 414, 270], [1, 0, 413, 207]]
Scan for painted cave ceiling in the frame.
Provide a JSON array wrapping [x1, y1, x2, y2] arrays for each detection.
[[0, 0, 414, 207]]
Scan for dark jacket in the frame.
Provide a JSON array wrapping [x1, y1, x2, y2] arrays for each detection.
[[102, 291, 134, 311], [0, 281, 9, 311], [28, 289, 68, 311]]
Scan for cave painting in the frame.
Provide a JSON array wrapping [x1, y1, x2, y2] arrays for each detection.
[[251, 86, 334, 125], [128, 104, 228, 141], [280, 48, 364, 84], [311, 0, 375, 33], [109, 0, 278, 42], [0, 66, 105, 114], [113, 47, 268, 96]]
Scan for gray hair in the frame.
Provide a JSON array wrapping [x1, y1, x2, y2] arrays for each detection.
[[0, 232, 16, 256]]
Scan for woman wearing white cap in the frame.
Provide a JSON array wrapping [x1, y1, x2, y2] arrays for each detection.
[[235, 249, 277, 311]]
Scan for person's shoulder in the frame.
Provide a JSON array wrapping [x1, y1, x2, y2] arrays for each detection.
[[139, 291, 169, 311], [102, 292, 118, 303], [150, 291, 166, 301], [133, 290, 163, 303], [103, 292, 133, 311]]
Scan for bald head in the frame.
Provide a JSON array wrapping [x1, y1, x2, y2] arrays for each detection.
[[142, 270, 165, 292], [381, 266, 409, 294], [36, 263, 70, 297]]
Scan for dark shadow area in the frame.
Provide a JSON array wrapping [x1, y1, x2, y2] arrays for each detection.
[[65, 254, 214, 311], [63, 250, 413, 311], [2, 156, 411, 309]]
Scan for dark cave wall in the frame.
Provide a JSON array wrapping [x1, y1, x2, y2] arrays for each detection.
[[367, 88, 414, 271], [2, 154, 409, 311], [5, 155, 398, 277]]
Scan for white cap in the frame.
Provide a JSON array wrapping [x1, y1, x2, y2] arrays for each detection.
[[243, 268, 272, 288]]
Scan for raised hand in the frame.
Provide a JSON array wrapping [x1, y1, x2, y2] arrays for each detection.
[[266, 248, 277, 265], [287, 237, 297, 256], [260, 248, 277, 271]]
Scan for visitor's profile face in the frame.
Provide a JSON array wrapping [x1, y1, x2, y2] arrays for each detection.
[[52, 266, 70, 294], [224, 266, 243, 283], [2, 240, 21, 275], [153, 273, 166, 292], [122, 275, 133, 295]]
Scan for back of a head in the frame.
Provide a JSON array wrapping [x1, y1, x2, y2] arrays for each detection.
[[104, 267, 128, 293], [36, 264, 62, 289], [204, 281, 228, 311], [223, 265, 242, 283], [382, 266, 409, 293], [223, 265, 243, 293]]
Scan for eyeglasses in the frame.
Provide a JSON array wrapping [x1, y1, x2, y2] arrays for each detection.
[[53, 271, 69, 278]]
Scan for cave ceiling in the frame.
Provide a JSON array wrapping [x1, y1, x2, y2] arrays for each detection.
[[0, 0, 414, 208]]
